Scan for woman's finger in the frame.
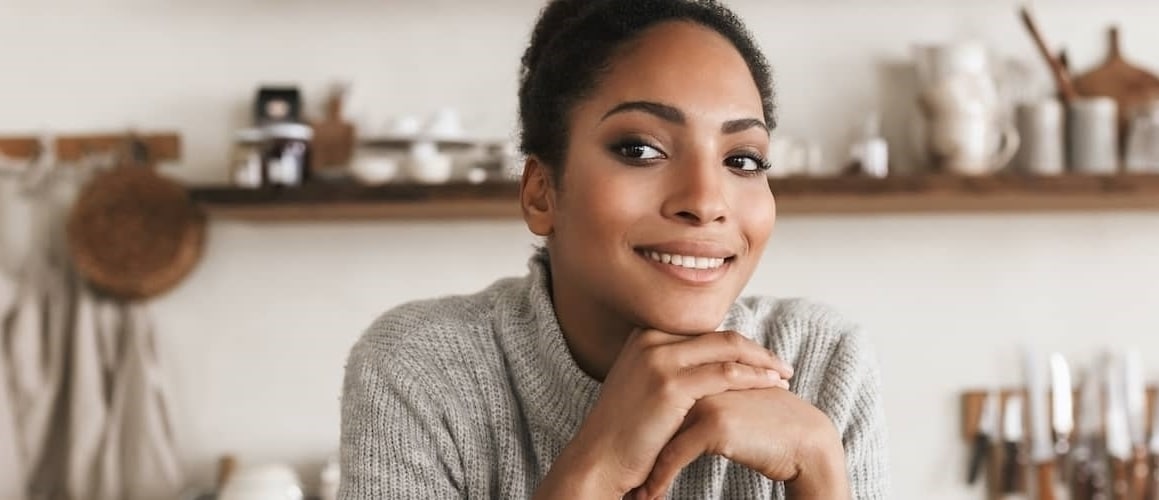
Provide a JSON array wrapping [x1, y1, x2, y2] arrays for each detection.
[[679, 361, 790, 400], [651, 330, 793, 378]]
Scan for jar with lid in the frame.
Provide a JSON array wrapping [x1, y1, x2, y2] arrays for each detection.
[[1125, 100, 1159, 173], [231, 128, 265, 188], [261, 123, 313, 187]]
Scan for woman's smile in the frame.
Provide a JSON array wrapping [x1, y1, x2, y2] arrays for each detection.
[[633, 240, 737, 285]]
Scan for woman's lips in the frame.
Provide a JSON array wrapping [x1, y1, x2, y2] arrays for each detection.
[[635, 249, 733, 284], [635, 240, 736, 260]]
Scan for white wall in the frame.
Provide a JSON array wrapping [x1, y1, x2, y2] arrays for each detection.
[[3, 0, 1159, 498]]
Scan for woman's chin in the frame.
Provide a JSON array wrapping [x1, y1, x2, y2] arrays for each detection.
[[635, 306, 732, 335]]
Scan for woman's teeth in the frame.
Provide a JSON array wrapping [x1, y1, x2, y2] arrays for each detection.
[[645, 251, 727, 270]]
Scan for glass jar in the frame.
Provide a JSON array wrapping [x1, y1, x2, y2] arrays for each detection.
[[262, 123, 313, 187], [1125, 100, 1159, 173], [231, 128, 265, 188]]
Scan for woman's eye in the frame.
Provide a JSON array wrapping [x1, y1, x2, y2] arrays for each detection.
[[616, 143, 665, 161], [725, 155, 771, 172]]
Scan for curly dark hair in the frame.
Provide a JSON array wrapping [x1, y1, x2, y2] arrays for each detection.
[[517, 0, 776, 179]]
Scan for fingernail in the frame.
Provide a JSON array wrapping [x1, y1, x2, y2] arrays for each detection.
[[779, 379, 791, 390], [766, 369, 781, 381]]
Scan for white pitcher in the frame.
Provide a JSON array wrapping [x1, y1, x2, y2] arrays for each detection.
[[912, 42, 1019, 176]]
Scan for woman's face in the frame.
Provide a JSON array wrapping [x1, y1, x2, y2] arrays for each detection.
[[542, 21, 776, 335]]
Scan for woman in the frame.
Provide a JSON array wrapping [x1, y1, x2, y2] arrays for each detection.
[[339, 0, 890, 498]]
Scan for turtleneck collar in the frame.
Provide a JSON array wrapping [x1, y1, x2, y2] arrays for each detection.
[[493, 252, 757, 472]]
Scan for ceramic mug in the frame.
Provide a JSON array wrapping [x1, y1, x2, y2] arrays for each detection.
[[922, 112, 1020, 176]]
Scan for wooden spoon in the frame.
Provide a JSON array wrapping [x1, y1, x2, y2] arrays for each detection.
[[1019, 6, 1078, 104]]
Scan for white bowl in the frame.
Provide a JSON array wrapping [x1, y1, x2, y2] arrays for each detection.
[[352, 155, 400, 185], [218, 464, 304, 500], [408, 154, 454, 185]]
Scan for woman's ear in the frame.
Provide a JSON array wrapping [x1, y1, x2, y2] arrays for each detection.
[[520, 156, 555, 237]]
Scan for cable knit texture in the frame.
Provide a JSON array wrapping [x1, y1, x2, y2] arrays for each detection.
[[339, 254, 891, 499]]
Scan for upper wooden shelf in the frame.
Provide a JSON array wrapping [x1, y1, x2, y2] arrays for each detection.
[[358, 135, 506, 151], [771, 172, 1159, 214], [188, 181, 522, 221], [185, 173, 1159, 222]]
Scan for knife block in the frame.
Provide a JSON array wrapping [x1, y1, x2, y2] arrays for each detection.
[[961, 386, 1159, 497], [961, 386, 1159, 442]]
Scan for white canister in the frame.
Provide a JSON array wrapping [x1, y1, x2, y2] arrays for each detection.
[[1014, 99, 1065, 175], [1068, 97, 1119, 174]]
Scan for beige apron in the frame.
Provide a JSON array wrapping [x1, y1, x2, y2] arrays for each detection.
[[94, 301, 182, 500], [0, 266, 25, 500], [1, 163, 183, 500], [3, 189, 73, 500]]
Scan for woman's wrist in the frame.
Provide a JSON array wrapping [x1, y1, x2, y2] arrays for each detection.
[[786, 428, 850, 499], [535, 438, 630, 500]]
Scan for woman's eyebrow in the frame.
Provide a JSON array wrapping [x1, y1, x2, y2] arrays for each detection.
[[722, 118, 768, 135], [601, 101, 684, 124], [601, 101, 768, 134]]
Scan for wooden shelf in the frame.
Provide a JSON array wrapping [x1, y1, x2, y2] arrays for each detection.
[[186, 173, 1159, 222], [770, 173, 1159, 214], [358, 136, 505, 151], [188, 181, 522, 221]]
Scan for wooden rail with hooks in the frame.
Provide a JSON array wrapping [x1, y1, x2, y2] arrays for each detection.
[[0, 132, 181, 165], [0, 137, 41, 162], [54, 132, 181, 163]]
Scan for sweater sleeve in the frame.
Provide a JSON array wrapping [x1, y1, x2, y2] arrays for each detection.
[[819, 329, 891, 500], [338, 337, 463, 499]]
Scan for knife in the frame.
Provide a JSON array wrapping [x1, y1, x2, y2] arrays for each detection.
[[1004, 394, 1028, 495], [970, 391, 1000, 485], [1124, 350, 1149, 500], [1050, 353, 1074, 481], [1108, 353, 1133, 500], [1025, 349, 1058, 500], [1146, 395, 1159, 500], [1072, 365, 1111, 500]]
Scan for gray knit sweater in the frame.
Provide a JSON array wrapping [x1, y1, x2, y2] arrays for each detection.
[[339, 255, 890, 499]]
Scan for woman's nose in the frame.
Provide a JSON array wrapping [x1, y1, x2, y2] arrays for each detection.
[[660, 156, 728, 225]]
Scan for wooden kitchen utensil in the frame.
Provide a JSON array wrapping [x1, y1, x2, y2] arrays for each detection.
[[217, 455, 238, 491], [66, 136, 205, 301], [310, 84, 356, 177], [1072, 26, 1159, 142], [1019, 6, 1078, 104]]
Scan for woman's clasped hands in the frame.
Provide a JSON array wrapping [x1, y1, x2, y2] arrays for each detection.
[[537, 328, 850, 500]]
